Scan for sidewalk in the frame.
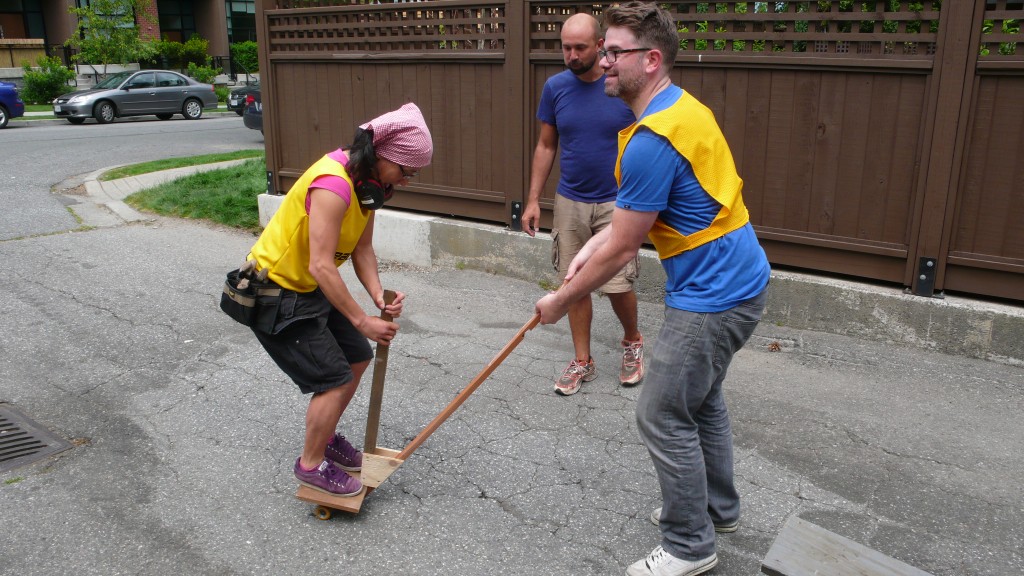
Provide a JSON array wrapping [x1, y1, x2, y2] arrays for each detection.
[[0, 164, 1019, 576]]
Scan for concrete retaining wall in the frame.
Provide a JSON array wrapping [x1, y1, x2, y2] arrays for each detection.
[[259, 193, 1024, 366]]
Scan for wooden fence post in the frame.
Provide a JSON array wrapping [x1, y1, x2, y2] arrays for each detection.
[[909, 2, 985, 296]]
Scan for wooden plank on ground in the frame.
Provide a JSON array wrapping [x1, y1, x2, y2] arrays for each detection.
[[761, 516, 933, 576]]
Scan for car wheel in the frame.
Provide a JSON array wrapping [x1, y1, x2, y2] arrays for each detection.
[[182, 98, 203, 120], [156, 113, 173, 120], [94, 101, 115, 124], [235, 109, 244, 116], [0, 106, 8, 129], [67, 117, 86, 125]]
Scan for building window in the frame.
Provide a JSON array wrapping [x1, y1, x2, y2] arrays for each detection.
[[0, 0, 25, 39], [158, 0, 195, 42], [1, 0, 45, 39], [72, 0, 138, 41], [226, 0, 255, 43]]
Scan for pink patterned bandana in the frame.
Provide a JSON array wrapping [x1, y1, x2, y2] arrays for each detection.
[[360, 102, 433, 169]]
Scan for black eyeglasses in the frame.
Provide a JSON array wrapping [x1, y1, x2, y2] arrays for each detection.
[[400, 166, 418, 180], [598, 47, 651, 63]]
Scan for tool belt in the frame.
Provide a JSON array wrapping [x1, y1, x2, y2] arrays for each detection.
[[220, 260, 283, 333]]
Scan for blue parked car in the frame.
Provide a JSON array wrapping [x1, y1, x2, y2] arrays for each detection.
[[0, 81, 26, 129]]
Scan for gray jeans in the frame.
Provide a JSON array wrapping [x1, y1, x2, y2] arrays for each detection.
[[636, 288, 767, 560]]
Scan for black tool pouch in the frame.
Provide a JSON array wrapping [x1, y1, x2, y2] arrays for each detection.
[[252, 288, 282, 333], [220, 265, 283, 333]]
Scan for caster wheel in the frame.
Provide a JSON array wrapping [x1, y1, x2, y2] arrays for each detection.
[[314, 506, 332, 521]]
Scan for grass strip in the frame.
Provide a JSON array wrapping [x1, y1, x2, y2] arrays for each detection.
[[101, 150, 264, 181], [125, 157, 266, 232]]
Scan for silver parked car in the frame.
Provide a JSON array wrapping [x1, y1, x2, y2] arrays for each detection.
[[53, 70, 218, 125]]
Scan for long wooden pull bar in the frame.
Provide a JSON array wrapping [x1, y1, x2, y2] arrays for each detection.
[[363, 289, 397, 454], [397, 312, 541, 461]]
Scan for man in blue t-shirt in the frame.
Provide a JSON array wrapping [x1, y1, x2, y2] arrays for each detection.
[[523, 12, 642, 397], [536, 3, 771, 576]]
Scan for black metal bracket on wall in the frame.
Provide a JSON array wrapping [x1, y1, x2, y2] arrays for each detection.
[[510, 201, 523, 232], [914, 257, 938, 297], [266, 171, 276, 195]]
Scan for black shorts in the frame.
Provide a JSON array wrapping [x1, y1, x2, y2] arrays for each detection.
[[252, 288, 373, 394]]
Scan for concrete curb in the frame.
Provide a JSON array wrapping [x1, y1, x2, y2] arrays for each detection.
[[13, 109, 240, 126], [370, 208, 1024, 364], [73, 166, 1024, 366], [71, 159, 252, 228], [258, 193, 1024, 366]]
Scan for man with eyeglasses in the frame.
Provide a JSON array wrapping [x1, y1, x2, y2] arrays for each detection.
[[535, 3, 771, 576], [523, 12, 644, 398]]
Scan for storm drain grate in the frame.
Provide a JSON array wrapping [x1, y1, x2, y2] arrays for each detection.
[[0, 404, 72, 474]]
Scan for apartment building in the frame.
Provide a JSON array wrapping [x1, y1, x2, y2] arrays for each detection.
[[0, 0, 257, 65]]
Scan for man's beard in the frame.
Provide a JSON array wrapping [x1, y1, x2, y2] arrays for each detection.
[[604, 71, 643, 100], [568, 56, 597, 76]]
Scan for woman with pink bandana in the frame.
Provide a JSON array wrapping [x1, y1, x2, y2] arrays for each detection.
[[245, 103, 433, 496]]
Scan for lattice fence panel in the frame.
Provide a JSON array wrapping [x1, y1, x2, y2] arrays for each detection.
[[530, 1, 942, 61], [267, 1, 506, 55], [529, 2, 610, 52], [979, 0, 1023, 62]]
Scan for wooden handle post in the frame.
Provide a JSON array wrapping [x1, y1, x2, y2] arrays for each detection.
[[363, 289, 397, 454], [396, 312, 541, 460]]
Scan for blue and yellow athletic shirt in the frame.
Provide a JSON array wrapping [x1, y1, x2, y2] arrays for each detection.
[[248, 152, 371, 292], [615, 85, 770, 312]]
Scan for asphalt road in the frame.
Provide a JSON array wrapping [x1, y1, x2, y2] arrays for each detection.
[[1, 219, 1021, 576], [0, 114, 263, 241], [1, 115, 1022, 576]]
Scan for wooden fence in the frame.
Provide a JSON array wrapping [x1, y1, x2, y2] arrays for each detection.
[[254, 0, 1024, 303]]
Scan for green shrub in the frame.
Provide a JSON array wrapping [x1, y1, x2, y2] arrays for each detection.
[[215, 85, 229, 102], [187, 62, 219, 84], [20, 56, 76, 104], [182, 34, 211, 67], [142, 39, 185, 69], [230, 41, 259, 74], [141, 35, 210, 70]]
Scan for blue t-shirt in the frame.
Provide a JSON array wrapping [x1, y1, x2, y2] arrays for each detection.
[[537, 70, 635, 203], [616, 85, 770, 313]]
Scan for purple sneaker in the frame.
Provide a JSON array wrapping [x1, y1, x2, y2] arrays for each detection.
[[294, 458, 363, 497], [324, 433, 362, 471]]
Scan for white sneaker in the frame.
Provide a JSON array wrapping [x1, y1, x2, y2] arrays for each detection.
[[625, 546, 718, 576]]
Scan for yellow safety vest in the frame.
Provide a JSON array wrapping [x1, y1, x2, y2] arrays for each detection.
[[248, 153, 370, 292], [615, 91, 750, 260]]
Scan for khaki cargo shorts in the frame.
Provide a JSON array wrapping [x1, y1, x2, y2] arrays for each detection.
[[551, 194, 639, 294]]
